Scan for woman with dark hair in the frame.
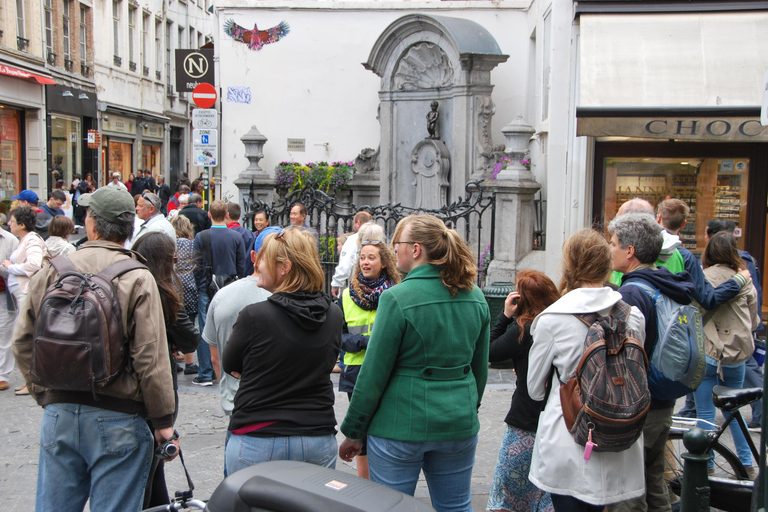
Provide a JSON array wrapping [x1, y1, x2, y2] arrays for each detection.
[[338, 223, 401, 479], [171, 214, 199, 374], [487, 270, 559, 512], [338, 214, 490, 512], [693, 231, 760, 478], [223, 227, 342, 476], [132, 232, 200, 507], [527, 228, 646, 512]]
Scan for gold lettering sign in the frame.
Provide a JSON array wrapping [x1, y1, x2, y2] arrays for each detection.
[[577, 117, 768, 142]]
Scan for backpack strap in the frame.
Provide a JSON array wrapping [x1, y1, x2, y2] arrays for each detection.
[[49, 255, 79, 275], [99, 258, 148, 282], [624, 281, 660, 304]]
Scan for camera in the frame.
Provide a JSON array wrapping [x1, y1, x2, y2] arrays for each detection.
[[155, 430, 179, 459]]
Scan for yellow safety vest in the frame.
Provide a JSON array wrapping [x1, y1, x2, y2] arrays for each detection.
[[341, 288, 377, 366]]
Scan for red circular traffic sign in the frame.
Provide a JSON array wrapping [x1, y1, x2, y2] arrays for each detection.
[[192, 82, 217, 108]]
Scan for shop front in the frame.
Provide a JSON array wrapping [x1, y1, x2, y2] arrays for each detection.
[[140, 122, 164, 175], [0, 60, 53, 201], [576, 9, 768, 312], [46, 84, 97, 194], [101, 114, 136, 185]]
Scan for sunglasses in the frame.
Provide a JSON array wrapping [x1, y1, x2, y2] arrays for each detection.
[[275, 228, 288, 241], [361, 240, 382, 246]]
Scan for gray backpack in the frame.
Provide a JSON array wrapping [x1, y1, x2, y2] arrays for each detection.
[[626, 281, 706, 400]]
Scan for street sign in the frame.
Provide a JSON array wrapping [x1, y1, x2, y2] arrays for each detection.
[[193, 128, 218, 166], [192, 83, 217, 109], [175, 49, 214, 93], [192, 109, 217, 129]]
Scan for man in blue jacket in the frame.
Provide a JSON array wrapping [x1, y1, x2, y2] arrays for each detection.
[[607, 213, 697, 512]]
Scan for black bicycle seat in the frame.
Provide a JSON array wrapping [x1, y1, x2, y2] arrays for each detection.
[[712, 385, 763, 412]]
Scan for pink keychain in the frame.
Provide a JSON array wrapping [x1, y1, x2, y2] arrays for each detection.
[[584, 428, 598, 461]]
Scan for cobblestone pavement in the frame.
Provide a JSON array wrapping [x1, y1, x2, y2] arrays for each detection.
[[0, 368, 517, 511]]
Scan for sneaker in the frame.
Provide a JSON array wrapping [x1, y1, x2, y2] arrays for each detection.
[[676, 409, 697, 419], [707, 467, 715, 476], [175, 364, 184, 374], [192, 377, 213, 387], [184, 364, 200, 375], [748, 422, 761, 433], [746, 466, 758, 480]]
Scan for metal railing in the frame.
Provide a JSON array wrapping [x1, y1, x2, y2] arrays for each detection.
[[17, 37, 29, 52], [64, 59, 74, 72], [113, 55, 122, 66], [242, 181, 496, 293]]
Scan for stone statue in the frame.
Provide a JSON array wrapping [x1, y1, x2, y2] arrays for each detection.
[[426, 101, 440, 139]]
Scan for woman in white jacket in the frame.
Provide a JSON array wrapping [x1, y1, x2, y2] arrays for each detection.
[[527, 228, 647, 512]]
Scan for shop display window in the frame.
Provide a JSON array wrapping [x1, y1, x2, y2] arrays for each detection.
[[107, 139, 132, 183], [141, 143, 160, 174], [603, 157, 749, 254], [51, 114, 81, 190], [0, 108, 22, 200]]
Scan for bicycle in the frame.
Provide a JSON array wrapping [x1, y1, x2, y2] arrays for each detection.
[[664, 384, 763, 512]]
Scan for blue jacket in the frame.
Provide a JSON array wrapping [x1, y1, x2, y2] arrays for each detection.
[[679, 246, 741, 310], [193, 226, 248, 293], [619, 266, 696, 409]]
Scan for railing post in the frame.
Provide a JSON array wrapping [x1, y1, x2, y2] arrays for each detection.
[[680, 427, 711, 512]]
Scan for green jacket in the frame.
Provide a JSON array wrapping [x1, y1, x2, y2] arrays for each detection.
[[340, 264, 490, 442]]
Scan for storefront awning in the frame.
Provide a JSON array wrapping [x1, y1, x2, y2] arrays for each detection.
[[0, 64, 56, 85], [579, 13, 768, 108]]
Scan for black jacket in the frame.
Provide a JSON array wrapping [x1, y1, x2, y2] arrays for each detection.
[[223, 291, 342, 437], [179, 205, 212, 234], [489, 314, 543, 432], [618, 266, 696, 409]]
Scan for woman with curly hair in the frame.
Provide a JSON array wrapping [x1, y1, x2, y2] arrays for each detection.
[[487, 270, 559, 512], [338, 222, 401, 479]]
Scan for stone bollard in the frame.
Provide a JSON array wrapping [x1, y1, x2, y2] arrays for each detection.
[[680, 427, 711, 512]]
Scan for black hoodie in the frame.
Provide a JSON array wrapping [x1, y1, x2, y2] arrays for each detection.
[[223, 291, 342, 436], [619, 266, 696, 409]]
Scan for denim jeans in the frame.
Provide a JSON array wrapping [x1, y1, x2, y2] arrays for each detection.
[[196, 292, 213, 380], [367, 435, 478, 512], [693, 361, 753, 467], [36, 403, 153, 512], [743, 355, 763, 426], [225, 433, 337, 477]]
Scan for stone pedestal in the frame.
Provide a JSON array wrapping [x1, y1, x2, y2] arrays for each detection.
[[235, 125, 273, 208], [486, 116, 541, 283]]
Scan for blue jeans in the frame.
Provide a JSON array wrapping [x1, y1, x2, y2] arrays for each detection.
[[196, 292, 213, 380], [693, 361, 753, 467], [743, 355, 763, 426], [36, 404, 153, 512], [367, 435, 477, 512], [225, 433, 337, 477]]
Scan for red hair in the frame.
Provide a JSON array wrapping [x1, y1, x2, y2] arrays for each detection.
[[515, 270, 560, 341]]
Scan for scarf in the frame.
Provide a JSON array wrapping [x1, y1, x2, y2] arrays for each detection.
[[349, 270, 394, 311]]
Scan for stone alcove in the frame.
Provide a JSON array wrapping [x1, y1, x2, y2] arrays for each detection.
[[364, 14, 508, 207]]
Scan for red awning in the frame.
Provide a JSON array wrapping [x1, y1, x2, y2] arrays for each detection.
[[0, 64, 56, 85]]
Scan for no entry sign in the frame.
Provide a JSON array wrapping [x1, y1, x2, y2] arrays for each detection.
[[192, 83, 217, 109]]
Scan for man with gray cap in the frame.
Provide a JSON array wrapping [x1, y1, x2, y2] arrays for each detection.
[[129, 192, 176, 248], [12, 186, 178, 512]]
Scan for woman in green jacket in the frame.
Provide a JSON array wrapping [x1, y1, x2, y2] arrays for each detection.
[[339, 215, 490, 512]]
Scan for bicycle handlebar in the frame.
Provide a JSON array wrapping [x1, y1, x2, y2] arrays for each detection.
[[142, 499, 206, 511]]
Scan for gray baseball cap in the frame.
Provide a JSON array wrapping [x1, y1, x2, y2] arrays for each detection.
[[77, 187, 135, 222]]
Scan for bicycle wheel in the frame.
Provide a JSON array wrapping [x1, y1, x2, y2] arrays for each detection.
[[665, 430, 753, 512]]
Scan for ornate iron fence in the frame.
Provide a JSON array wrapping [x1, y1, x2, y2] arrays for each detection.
[[242, 180, 496, 293]]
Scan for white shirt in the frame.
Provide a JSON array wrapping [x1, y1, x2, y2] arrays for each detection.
[[331, 232, 359, 288], [129, 213, 177, 248], [106, 181, 127, 192]]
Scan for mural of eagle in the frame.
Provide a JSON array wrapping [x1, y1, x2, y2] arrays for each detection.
[[223, 19, 290, 51]]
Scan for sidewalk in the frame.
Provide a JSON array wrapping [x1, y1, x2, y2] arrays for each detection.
[[0, 368, 516, 511]]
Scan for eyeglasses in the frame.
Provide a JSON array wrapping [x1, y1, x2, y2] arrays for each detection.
[[361, 240, 382, 246], [394, 241, 417, 246]]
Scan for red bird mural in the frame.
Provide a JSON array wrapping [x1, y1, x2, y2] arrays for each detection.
[[223, 19, 290, 51]]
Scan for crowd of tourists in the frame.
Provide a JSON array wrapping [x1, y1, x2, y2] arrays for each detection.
[[0, 183, 763, 512]]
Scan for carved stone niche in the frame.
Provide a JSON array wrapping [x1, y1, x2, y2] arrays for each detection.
[[394, 43, 454, 91], [410, 139, 450, 209]]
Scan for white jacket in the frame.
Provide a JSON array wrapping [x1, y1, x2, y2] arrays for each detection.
[[331, 232, 359, 288], [528, 287, 647, 505]]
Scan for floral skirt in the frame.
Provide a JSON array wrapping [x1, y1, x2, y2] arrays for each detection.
[[487, 424, 554, 512]]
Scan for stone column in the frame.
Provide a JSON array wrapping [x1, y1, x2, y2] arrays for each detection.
[[486, 116, 541, 283], [234, 125, 275, 206]]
